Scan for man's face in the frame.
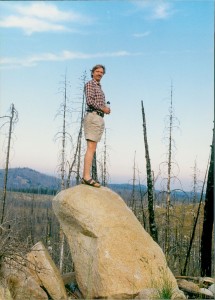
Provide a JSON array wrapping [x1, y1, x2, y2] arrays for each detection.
[[93, 67, 104, 82]]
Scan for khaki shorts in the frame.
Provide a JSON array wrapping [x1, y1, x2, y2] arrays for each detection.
[[84, 112, 105, 142]]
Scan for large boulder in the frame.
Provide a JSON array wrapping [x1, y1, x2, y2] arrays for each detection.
[[53, 185, 182, 299]]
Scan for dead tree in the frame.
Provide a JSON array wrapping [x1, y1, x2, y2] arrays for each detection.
[[138, 173, 147, 228], [165, 86, 174, 255], [92, 152, 98, 182], [101, 129, 108, 186], [29, 194, 35, 244], [55, 72, 72, 273], [200, 130, 214, 276], [141, 101, 158, 242], [66, 71, 87, 187], [0, 104, 18, 224], [182, 159, 209, 276], [191, 159, 198, 204], [130, 151, 137, 213], [76, 73, 86, 185], [55, 73, 71, 190], [160, 83, 180, 256], [137, 169, 147, 228], [59, 73, 70, 272]]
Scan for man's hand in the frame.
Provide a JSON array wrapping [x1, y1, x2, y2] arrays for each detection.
[[102, 106, 111, 114]]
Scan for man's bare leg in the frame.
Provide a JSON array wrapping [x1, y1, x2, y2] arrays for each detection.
[[83, 140, 100, 186]]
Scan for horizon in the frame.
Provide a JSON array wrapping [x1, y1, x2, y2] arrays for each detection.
[[0, 166, 206, 193]]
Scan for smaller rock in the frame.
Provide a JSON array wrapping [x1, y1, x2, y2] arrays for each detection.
[[135, 288, 158, 299], [2, 257, 48, 300], [199, 287, 214, 297], [27, 241, 68, 300], [208, 283, 215, 295], [201, 277, 215, 284], [171, 287, 186, 299], [177, 279, 200, 294]]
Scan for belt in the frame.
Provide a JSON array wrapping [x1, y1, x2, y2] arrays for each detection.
[[87, 109, 104, 118]]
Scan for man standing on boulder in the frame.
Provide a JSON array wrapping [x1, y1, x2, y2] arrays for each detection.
[[82, 64, 111, 188]]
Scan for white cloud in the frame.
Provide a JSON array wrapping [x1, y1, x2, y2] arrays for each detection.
[[0, 15, 70, 35], [151, 2, 172, 19], [15, 2, 85, 22], [133, 31, 150, 38], [131, 0, 175, 20], [0, 50, 143, 69], [131, 0, 151, 9], [0, 2, 90, 35]]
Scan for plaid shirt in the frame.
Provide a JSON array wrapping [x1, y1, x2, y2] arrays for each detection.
[[84, 79, 106, 111]]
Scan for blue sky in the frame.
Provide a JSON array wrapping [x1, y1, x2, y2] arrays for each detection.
[[0, 1, 213, 191]]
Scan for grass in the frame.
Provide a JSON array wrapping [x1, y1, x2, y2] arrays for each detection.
[[157, 280, 173, 299]]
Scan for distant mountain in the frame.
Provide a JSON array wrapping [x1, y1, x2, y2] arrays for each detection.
[[0, 167, 61, 194], [0, 168, 195, 200], [109, 183, 147, 196], [0, 167, 146, 195]]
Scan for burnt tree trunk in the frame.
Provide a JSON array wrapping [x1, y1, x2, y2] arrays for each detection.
[[130, 151, 137, 213], [58, 72, 69, 273], [165, 86, 173, 256], [201, 131, 214, 276], [182, 165, 208, 275], [66, 71, 86, 187], [141, 101, 158, 242], [1, 104, 17, 224], [92, 152, 98, 182]]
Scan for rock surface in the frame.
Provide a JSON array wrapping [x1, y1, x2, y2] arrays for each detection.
[[176, 277, 215, 299], [27, 241, 68, 300], [208, 283, 215, 294], [177, 279, 200, 294], [0, 284, 13, 300], [53, 185, 183, 299], [199, 287, 214, 297], [2, 257, 48, 300]]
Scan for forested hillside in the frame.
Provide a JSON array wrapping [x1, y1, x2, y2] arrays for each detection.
[[0, 167, 147, 196], [0, 167, 60, 193]]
